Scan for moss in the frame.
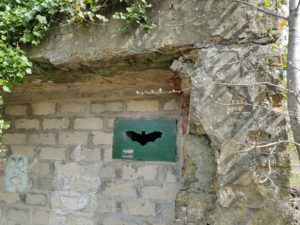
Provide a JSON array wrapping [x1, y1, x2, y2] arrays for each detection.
[[182, 147, 198, 186], [190, 117, 206, 136], [290, 172, 300, 186]]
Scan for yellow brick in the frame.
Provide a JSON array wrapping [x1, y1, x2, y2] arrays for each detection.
[[39, 147, 66, 160], [3, 133, 26, 145], [32, 102, 56, 115], [93, 132, 113, 145], [127, 100, 159, 112], [15, 119, 40, 129], [60, 102, 86, 113], [43, 118, 69, 130], [91, 102, 123, 113], [5, 105, 27, 116]]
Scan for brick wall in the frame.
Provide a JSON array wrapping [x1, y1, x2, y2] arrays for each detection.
[[0, 80, 182, 225]]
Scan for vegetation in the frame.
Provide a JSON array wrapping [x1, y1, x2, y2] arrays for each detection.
[[0, 0, 152, 92], [0, 0, 152, 161]]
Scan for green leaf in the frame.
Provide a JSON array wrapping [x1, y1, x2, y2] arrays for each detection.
[[264, 0, 271, 7], [2, 85, 11, 92], [36, 15, 47, 24], [25, 68, 32, 74], [20, 32, 32, 43], [96, 14, 108, 22], [2, 121, 10, 130], [268, 59, 274, 66]]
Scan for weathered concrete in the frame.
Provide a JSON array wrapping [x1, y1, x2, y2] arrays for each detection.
[[175, 44, 292, 225], [25, 0, 277, 80]]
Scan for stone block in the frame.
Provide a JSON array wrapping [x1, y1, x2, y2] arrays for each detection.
[[60, 102, 86, 113], [102, 218, 137, 225], [163, 183, 178, 201], [49, 213, 67, 225], [103, 182, 137, 197], [122, 164, 158, 180], [143, 186, 164, 200], [10, 145, 35, 158], [0, 193, 21, 204], [59, 132, 88, 145], [163, 99, 179, 110], [166, 167, 177, 183], [102, 147, 113, 161], [33, 210, 50, 225], [67, 217, 97, 225], [70, 147, 102, 162], [137, 165, 158, 180], [15, 119, 40, 130], [143, 184, 178, 201], [91, 101, 123, 113], [121, 164, 137, 180], [0, 175, 5, 189], [127, 100, 159, 112], [5, 105, 27, 116], [142, 223, 166, 225], [50, 194, 91, 211], [3, 133, 26, 145], [6, 208, 29, 223], [26, 193, 47, 206], [28, 133, 56, 145], [74, 117, 103, 130], [92, 132, 113, 145], [120, 200, 156, 216], [56, 178, 101, 192], [39, 147, 66, 160], [105, 118, 115, 131], [43, 118, 69, 130], [32, 102, 56, 115], [55, 162, 100, 179], [96, 198, 114, 213], [30, 162, 52, 176], [34, 177, 55, 191], [99, 164, 115, 178]]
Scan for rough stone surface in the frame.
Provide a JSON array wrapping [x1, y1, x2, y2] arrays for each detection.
[[175, 135, 216, 225], [180, 45, 292, 224], [25, 0, 277, 75]]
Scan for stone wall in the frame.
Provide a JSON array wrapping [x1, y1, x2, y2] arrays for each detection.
[[172, 45, 292, 225], [0, 71, 195, 225], [0, 0, 296, 224]]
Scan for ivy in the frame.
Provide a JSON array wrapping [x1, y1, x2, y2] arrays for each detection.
[[0, 41, 32, 92], [113, 0, 153, 29], [0, 0, 152, 92], [0, 0, 152, 161]]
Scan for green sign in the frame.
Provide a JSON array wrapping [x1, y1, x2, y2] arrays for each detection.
[[113, 118, 177, 162]]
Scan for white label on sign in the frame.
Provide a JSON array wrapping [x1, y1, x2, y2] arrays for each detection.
[[122, 149, 134, 159]]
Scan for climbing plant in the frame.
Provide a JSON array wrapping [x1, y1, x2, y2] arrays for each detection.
[[0, 0, 152, 91], [0, 0, 152, 161]]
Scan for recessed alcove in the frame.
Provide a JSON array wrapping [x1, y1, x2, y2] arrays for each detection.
[[1, 67, 216, 225]]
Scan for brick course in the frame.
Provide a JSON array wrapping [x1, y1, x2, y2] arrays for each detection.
[[1, 84, 180, 225]]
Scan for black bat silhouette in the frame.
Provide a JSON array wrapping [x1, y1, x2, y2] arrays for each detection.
[[126, 131, 162, 146]]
